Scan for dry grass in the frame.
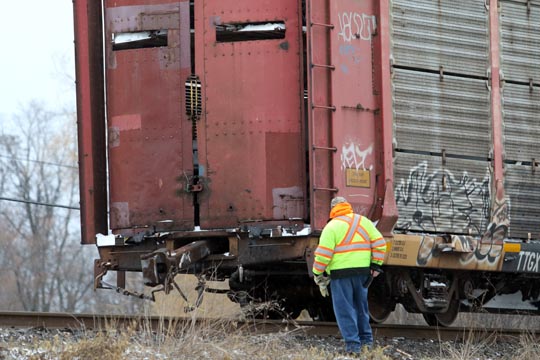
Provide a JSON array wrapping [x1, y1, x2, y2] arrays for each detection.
[[439, 330, 497, 360], [1, 316, 391, 360], [513, 332, 540, 360]]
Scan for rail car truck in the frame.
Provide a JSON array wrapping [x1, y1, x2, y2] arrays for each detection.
[[74, 0, 540, 325]]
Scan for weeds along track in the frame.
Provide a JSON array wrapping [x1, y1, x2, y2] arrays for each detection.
[[0, 311, 537, 342]]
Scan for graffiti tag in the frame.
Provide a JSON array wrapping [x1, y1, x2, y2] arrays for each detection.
[[341, 142, 373, 171], [337, 12, 377, 42], [395, 162, 490, 235]]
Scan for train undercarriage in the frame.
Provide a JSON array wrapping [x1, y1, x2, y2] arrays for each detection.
[[93, 228, 540, 326]]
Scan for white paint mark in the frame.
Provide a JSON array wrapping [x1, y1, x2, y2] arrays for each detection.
[[337, 12, 377, 43], [341, 142, 373, 171]]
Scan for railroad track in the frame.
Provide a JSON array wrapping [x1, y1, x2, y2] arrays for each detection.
[[0, 311, 536, 342]]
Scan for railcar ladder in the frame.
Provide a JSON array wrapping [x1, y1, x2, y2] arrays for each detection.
[[307, 0, 338, 226]]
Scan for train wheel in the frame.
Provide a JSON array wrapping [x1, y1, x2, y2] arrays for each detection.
[[369, 299, 394, 323], [368, 274, 394, 323], [422, 298, 460, 327]]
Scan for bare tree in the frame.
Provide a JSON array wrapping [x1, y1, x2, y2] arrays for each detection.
[[0, 101, 93, 312]]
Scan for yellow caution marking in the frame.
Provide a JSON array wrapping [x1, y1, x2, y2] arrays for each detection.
[[504, 243, 521, 253]]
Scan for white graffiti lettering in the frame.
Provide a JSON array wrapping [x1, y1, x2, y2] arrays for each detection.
[[341, 142, 373, 171], [517, 251, 540, 273], [337, 12, 377, 42]]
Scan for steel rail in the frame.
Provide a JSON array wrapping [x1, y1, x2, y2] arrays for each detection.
[[0, 312, 537, 342]]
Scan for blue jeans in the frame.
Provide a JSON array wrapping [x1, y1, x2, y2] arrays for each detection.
[[330, 275, 372, 353]]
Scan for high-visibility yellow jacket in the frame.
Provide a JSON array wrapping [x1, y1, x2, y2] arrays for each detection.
[[312, 203, 386, 276]]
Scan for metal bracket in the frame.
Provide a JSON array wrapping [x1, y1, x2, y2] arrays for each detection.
[[187, 183, 204, 192]]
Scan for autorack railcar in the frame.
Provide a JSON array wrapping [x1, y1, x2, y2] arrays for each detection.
[[73, 0, 540, 325]]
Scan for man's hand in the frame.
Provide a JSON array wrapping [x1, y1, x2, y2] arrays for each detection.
[[370, 263, 383, 278], [313, 274, 330, 297]]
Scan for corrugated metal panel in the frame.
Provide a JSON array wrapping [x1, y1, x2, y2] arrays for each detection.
[[500, 0, 540, 84], [502, 83, 540, 161], [391, 0, 489, 77], [505, 164, 540, 239], [393, 68, 491, 157], [394, 152, 491, 235]]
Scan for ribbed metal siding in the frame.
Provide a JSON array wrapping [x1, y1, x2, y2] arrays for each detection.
[[393, 68, 491, 157], [391, 0, 489, 77], [505, 164, 540, 239], [500, 0, 540, 84], [500, 0, 540, 239], [503, 83, 540, 161], [394, 152, 491, 235]]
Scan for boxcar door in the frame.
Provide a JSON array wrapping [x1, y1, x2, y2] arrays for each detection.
[[195, 0, 306, 229], [104, 0, 194, 232]]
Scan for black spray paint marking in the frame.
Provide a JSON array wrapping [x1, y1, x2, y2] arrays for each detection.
[[396, 162, 491, 235]]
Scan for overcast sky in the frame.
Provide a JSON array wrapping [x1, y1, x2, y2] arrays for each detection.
[[0, 1, 76, 121]]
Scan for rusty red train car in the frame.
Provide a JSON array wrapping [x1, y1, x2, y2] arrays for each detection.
[[74, 0, 540, 325]]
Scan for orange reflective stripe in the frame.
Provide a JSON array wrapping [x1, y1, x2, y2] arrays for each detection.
[[313, 260, 327, 272], [317, 245, 335, 253], [335, 243, 371, 253], [371, 238, 385, 247], [335, 248, 371, 254], [344, 215, 362, 244], [355, 223, 370, 243], [315, 252, 332, 260], [335, 214, 370, 246]]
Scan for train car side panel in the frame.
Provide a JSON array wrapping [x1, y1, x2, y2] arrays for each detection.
[[500, 0, 540, 239], [104, 1, 194, 231], [74, 0, 107, 244], [195, 0, 306, 228], [329, 0, 381, 219]]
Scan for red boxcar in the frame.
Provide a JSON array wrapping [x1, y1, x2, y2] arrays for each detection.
[[74, 0, 540, 324]]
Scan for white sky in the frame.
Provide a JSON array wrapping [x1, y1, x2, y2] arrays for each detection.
[[0, 1, 76, 120]]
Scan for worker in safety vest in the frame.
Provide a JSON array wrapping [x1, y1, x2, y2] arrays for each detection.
[[312, 196, 386, 354]]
